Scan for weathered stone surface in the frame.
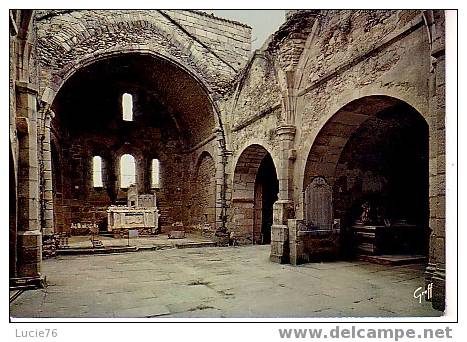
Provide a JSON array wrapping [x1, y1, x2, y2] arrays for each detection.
[[10, 246, 442, 318], [304, 177, 333, 229], [9, 10, 447, 312]]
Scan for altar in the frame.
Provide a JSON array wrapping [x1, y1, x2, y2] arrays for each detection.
[[351, 201, 424, 255], [352, 223, 422, 255], [107, 185, 160, 237]]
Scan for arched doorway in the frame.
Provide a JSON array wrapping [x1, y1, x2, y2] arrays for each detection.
[[303, 96, 429, 258], [232, 145, 278, 244]]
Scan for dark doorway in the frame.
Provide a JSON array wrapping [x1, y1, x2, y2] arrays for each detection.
[[255, 154, 279, 244]]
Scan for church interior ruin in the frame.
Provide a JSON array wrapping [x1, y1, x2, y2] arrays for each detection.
[[9, 9, 447, 318]]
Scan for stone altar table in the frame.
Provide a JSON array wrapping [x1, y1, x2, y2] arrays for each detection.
[[107, 185, 160, 237]]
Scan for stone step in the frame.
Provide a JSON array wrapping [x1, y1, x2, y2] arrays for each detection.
[[56, 241, 218, 255], [9, 290, 23, 303], [356, 254, 427, 266], [176, 242, 217, 249], [57, 246, 138, 255]]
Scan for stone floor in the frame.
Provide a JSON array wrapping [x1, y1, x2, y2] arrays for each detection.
[[10, 245, 442, 319]]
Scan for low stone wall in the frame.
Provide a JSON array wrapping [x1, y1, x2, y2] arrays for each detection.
[[70, 223, 99, 236], [288, 219, 341, 265], [111, 227, 159, 239]]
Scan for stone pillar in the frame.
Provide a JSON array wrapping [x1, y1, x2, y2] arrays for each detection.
[[214, 129, 225, 232], [430, 52, 446, 312], [424, 10, 445, 312], [214, 127, 229, 246], [15, 81, 43, 283], [41, 110, 55, 236], [288, 219, 300, 265], [222, 150, 234, 244], [270, 201, 290, 263], [270, 124, 296, 263]]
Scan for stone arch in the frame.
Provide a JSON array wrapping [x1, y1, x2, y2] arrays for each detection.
[[192, 144, 220, 171], [231, 144, 279, 244], [36, 11, 233, 88], [297, 91, 428, 207], [303, 96, 412, 187], [189, 151, 217, 235], [37, 12, 233, 232], [301, 95, 429, 255], [42, 49, 226, 146], [47, 52, 226, 233], [231, 139, 279, 174], [37, 11, 231, 142]]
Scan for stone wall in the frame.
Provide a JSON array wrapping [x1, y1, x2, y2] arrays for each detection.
[[223, 10, 445, 309], [163, 10, 251, 69], [228, 52, 282, 131], [50, 119, 190, 233], [35, 9, 249, 101], [294, 10, 432, 216], [189, 152, 217, 235], [9, 10, 43, 284], [10, 9, 446, 310]]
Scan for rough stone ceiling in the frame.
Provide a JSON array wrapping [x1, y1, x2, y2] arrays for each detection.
[[52, 53, 216, 147]]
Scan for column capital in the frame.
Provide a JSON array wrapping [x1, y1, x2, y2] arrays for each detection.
[[276, 124, 296, 137], [15, 81, 38, 95]]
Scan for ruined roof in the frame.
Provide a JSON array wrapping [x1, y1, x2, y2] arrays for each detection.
[[187, 10, 252, 29], [267, 9, 319, 51]]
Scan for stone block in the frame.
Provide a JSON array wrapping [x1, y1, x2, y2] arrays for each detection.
[[431, 268, 445, 312], [287, 219, 299, 242], [271, 224, 288, 242], [17, 262, 42, 278], [168, 230, 185, 239], [273, 200, 292, 225], [17, 230, 42, 247]]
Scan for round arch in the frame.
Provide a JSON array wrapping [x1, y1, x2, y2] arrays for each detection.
[[297, 93, 429, 204], [300, 95, 429, 256], [231, 144, 279, 245], [41, 49, 226, 143]]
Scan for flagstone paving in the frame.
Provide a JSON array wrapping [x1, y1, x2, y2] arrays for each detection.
[[10, 245, 442, 319]]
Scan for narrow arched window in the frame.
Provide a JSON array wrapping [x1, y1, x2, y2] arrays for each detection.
[[120, 154, 136, 188], [92, 156, 103, 188], [151, 159, 160, 189], [122, 93, 133, 121]]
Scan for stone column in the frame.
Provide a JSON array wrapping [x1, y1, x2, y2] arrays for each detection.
[[15, 81, 43, 283], [214, 127, 229, 246], [424, 10, 445, 312], [41, 110, 55, 236], [214, 128, 225, 231], [270, 124, 296, 263], [288, 219, 304, 266], [429, 52, 446, 312]]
